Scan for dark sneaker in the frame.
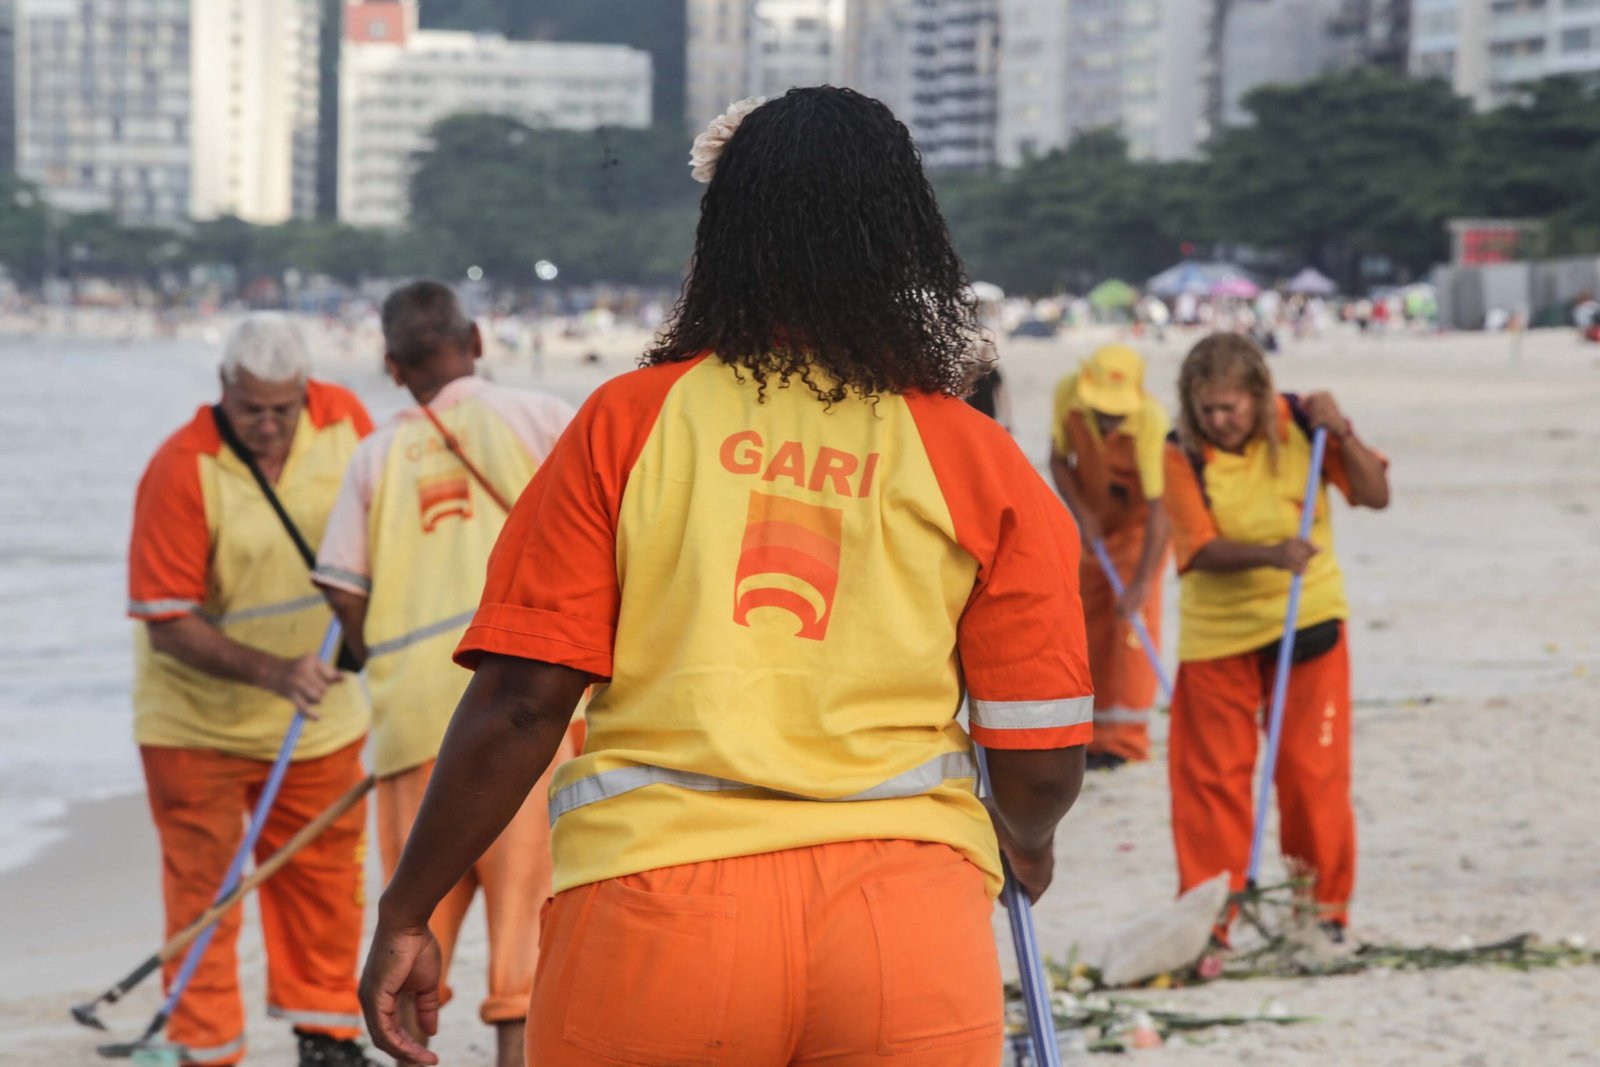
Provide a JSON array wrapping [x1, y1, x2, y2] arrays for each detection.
[[1085, 751, 1127, 771], [295, 1029, 381, 1067], [1320, 920, 1347, 945]]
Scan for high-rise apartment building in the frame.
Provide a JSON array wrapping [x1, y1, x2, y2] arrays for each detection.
[[686, 0, 754, 128], [1412, 0, 1600, 108], [1219, 0, 1346, 125], [338, 2, 652, 228], [901, 0, 1001, 169], [16, 0, 322, 226], [0, 0, 15, 173], [997, 0, 1204, 165], [190, 0, 324, 222]]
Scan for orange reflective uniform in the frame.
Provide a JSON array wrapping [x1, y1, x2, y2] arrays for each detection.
[[128, 382, 372, 1064], [1051, 373, 1170, 761], [141, 740, 367, 1065], [1163, 395, 1383, 925], [373, 726, 579, 1024], [528, 840, 1001, 1066], [457, 356, 1092, 1058]]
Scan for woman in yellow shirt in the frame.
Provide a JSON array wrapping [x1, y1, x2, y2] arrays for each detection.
[[1162, 332, 1389, 937]]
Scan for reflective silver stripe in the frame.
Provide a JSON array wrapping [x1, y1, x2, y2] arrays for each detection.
[[181, 1034, 246, 1063], [268, 1005, 363, 1030], [312, 565, 372, 595], [206, 594, 325, 627], [366, 610, 476, 659], [549, 750, 977, 826], [970, 696, 1095, 731], [1094, 706, 1150, 725], [836, 750, 976, 801], [128, 597, 200, 617]]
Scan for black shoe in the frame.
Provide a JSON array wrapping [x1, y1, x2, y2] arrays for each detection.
[[1085, 751, 1127, 771], [1319, 920, 1346, 944], [295, 1029, 380, 1067]]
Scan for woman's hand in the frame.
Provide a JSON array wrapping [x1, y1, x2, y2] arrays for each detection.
[[359, 921, 443, 1065]]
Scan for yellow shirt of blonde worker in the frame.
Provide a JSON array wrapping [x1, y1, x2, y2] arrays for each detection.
[[126, 382, 373, 760], [314, 376, 573, 777], [1163, 394, 1363, 662]]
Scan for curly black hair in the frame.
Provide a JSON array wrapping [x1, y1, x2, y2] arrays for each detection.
[[644, 86, 981, 402]]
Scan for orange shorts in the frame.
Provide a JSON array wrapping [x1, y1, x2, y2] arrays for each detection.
[[528, 839, 1003, 1066], [141, 739, 367, 1066], [375, 722, 579, 1024]]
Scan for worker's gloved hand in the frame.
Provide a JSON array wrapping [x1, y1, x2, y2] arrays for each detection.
[[983, 797, 1055, 904]]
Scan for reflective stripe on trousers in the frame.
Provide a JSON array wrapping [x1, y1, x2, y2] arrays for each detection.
[[181, 1034, 246, 1064], [365, 610, 477, 660], [268, 1005, 364, 1030], [548, 749, 978, 826], [1094, 706, 1149, 725]]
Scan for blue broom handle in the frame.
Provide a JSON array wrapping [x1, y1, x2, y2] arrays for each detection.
[[976, 746, 1063, 1067], [1088, 538, 1174, 704], [1246, 428, 1328, 886], [155, 619, 343, 1028]]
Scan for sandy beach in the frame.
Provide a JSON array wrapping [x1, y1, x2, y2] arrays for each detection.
[[2, 322, 1598, 1064]]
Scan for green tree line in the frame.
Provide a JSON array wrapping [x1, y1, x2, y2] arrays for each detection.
[[3, 71, 1599, 298]]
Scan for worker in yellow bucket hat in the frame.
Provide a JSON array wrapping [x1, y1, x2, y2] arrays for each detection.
[[1049, 344, 1171, 768]]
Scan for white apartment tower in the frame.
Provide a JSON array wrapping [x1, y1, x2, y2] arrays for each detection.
[[1412, 0, 1600, 108], [190, 0, 323, 222], [686, 0, 847, 127], [16, 0, 321, 226], [997, 0, 1205, 166], [338, 2, 652, 228]]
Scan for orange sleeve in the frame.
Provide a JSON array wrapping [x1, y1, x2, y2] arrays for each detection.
[[128, 425, 213, 620], [1163, 440, 1218, 573], [908, 395, 1094, 751], [454, 360, 703, 678], [1319, 433, 1387, 503], [305, 379, 374, 437]]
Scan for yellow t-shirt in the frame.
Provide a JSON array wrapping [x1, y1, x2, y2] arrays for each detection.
[[457, 356, 1096, 897], [1163, 395, 1359, 662], [127, 382, 373, 760], [313, 376, 573, 777]]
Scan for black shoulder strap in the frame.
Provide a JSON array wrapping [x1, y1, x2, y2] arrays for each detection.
[[212, 404, 362, 672], [212, 405, 317, 570], [1167, 429, 1211, 510], [1282, 392, 1315, 443]]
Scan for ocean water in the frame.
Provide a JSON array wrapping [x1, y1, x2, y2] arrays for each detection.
[[0, 335, 413, 874]]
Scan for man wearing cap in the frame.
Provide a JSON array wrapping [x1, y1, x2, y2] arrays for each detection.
[[1049, 344, 1171, 768]]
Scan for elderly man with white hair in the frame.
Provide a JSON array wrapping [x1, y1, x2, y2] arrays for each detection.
[[127, 315, 378, 1067]]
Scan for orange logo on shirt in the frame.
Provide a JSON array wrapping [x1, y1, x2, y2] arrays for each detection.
[[733, 490, 843, 640], [418, 472, 473, 533]]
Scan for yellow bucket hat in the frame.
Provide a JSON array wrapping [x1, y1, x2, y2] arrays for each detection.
[[1077, 344, 1145, 416]]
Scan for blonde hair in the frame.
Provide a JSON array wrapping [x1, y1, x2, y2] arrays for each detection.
[[1176, 332, 1278, 467]]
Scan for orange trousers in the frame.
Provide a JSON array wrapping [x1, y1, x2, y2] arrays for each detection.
[[140, 739, 367, 1066], [1168, 633, 1355, 925], [1081, 527, 1165, 762], [375, 722, 579, 1024], [528, 839, 1003, 1066]]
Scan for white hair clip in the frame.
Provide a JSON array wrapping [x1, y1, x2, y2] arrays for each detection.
[[689, 96, 768, 184]]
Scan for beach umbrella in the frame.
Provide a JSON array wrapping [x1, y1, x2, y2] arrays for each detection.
[[1088, 278, 1139, 310], [1147, 261, 1214, 297], [1287, 268, 1337, 295], [1211, 276, 1260, 299], [970, 280, 1005, 303]]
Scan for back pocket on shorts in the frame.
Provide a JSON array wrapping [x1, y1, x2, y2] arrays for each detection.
[[563, 878, 738, 1066], [862, 854, 1004, 1055]]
